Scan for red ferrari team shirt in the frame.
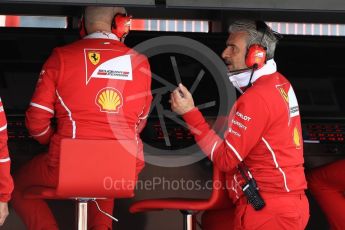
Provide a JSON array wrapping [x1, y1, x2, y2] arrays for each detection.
[[183, 71, 307, 202], [26, 32, 152, 172], [0, 97, 13, 202]]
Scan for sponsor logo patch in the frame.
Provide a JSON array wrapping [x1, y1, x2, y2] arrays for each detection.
[[276, 84, 300, 121], [84, 49, 133, 85], [278, 87, 289, 103], [228, 128, 241, 137], [288, 87, 300, 118], [95, 87, 123, 113], [293, 127, 302, 149], [235, 111, 251, 121], [232, 119, 247, 130], [96, 69, 130, 77]]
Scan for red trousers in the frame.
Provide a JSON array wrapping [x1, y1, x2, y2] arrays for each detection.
[[307, 159, 345, 230], [202, 193, 309, 230], [11, 154, 114, 230]]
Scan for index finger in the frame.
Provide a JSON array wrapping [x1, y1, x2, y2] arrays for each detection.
[[172, 88, 183, 100], [178, 83, 190, 95]]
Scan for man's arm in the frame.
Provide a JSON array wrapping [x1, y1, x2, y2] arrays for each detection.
[[136, 57, 152, 133], [171, 84, 268, 172], [133, 56, 152, 174], [206, 93, 269, 171], [25, 49, 60, 144]]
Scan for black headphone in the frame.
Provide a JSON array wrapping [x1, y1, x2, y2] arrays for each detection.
[[245, 21, 268, 69], [79, 12, 131, 40]]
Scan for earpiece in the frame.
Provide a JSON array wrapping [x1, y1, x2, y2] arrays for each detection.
[[111, 14, 132, 40], [79, 13, 131, 40], [245, 21, 268, 69]]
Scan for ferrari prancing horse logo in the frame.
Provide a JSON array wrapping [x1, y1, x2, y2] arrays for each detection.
[[88, 51, 100, 65]]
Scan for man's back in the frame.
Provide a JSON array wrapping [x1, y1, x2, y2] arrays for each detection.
[[26, 33, 152, 167], [53, 37, 151, 139], [13, 7, 152, 230]]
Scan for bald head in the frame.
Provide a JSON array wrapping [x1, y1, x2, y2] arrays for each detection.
[[84, 6, 126, 34]]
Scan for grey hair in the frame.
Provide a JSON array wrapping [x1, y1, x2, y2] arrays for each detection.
[[228, 20, 279, 59]]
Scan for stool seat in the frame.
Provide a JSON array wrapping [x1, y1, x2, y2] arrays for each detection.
[[23, 139, 138, 230], [130, 165, 233, 230], [130, 198, 211, 212], [130, 193, 231, 212]]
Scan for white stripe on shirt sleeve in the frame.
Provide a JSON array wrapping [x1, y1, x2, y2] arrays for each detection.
[[30, 102, 54, 114], [262, 137, 290, 192], [56, 90, 76, 138], [31, 126, 50, 137], [0, 124, 7, 132], [210, 141, 218, 161], [0, 157, 10, 163], [225, 139, 243, 161]]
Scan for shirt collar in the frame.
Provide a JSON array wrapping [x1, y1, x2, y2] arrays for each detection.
[[228, 59, 277, 92], [83, 31, 120, 41]]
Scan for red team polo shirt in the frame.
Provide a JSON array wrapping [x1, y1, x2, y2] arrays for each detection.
[[26, 34, 152, 173], [183, 71, 307, 202]]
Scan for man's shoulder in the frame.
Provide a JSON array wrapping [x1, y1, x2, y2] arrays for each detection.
[[55, 40, 149, 66], [254, 72, 290, 90], [242, 72, 289, 102]]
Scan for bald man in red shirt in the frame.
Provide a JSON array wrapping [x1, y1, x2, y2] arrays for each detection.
[[12, 6, 152, 230]]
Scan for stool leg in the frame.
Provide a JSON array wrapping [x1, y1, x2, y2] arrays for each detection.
[[77, 199, 88, 230], [181, 211, 195, 230]]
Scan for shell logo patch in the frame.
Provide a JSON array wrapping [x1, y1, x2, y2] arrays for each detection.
[[293, 127, 301, 149], [88, 51, 101, 65], [95, 87, 123, 113]]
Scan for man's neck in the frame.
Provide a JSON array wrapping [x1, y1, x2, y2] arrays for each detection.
[[86, 22, 111, 34]]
